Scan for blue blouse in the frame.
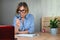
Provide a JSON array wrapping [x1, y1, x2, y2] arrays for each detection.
[[13, 13, 34, 33]]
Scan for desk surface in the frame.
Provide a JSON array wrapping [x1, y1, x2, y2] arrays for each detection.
[[15, 32, 60, 40]]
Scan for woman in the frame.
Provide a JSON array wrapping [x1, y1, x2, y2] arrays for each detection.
[[13, 2, 34, 34]]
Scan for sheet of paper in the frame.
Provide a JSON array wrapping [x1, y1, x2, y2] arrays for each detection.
[[16, 34, 37, 37]]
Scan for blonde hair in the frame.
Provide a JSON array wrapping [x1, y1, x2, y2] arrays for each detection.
[[16, 2, 29, 14]]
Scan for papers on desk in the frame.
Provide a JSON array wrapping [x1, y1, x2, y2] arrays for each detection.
[[16, 34, 37, 37]]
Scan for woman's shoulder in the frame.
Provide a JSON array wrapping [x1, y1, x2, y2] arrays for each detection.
[[26, 13, 34, 17], [28, 13, 33, 16], [26, 13, 34, 19]]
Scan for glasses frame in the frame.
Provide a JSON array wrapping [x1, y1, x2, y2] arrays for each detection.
[[18, 9, 26, 13]]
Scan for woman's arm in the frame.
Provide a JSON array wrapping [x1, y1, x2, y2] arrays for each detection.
[[28, 15, 34, 33], [14, 16, 29, 34], [13, 16, 20, 34], [18, 30, 29, 34], [18, 15, 34, 34], [13, 14, 34, 34], [20, 14, 34, 34]]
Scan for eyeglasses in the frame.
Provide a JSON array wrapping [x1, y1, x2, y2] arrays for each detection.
[[18, 10, 26, 13]]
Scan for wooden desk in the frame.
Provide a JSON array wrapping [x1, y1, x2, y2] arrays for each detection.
[[15, 32, 60, 40]]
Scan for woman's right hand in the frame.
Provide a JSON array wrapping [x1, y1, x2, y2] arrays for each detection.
[[16, 18, 20, 27], [15, 18, 20, 34]]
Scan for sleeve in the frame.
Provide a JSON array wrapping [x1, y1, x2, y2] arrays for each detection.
[[13, 16, 17, 27], [28, 15, 35, 34]]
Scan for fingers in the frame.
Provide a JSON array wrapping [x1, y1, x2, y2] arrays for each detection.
[[16, 18, 20, 27]]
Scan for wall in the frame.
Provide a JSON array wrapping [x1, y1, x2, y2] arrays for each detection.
[[41, 0, 60, 17], [0, 2, 1, 23], [1, 0, 18, 24], [0, 0, 2, 24]]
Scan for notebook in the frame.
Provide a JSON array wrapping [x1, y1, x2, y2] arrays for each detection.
[[16, 34, 37, 37]]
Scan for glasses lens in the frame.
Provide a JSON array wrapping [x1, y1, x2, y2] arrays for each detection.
[[19, 10, 25, 12]]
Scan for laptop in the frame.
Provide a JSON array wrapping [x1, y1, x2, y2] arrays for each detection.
[[0, 25, 14, 40]]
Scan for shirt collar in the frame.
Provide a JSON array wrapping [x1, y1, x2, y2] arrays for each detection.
[[17, 13, 29, 19]]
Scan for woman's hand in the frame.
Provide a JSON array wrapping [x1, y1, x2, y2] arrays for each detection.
[[15, 18, 20, 34], [15, 26, 19, 34], [16, 18, 20, 27]]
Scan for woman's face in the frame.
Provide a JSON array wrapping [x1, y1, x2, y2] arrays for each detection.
[[19, 6, 27, 18]]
